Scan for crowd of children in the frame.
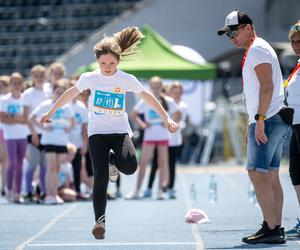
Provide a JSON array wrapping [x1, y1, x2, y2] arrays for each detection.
[[0, 62, 187, 206]]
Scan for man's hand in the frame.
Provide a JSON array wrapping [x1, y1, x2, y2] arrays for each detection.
[[254, 120, 268, 145]]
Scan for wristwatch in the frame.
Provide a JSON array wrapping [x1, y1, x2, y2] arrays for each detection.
[[254, 114, 267, 121]]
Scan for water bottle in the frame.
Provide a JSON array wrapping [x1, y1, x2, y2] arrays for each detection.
[[247, 181, 254, 202], [209, 174, 217, 203], [247, 180, 258, 206], [190, 183, 197, 203]]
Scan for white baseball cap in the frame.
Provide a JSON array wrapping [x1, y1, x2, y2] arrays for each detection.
[[218, 10, 253, 35]]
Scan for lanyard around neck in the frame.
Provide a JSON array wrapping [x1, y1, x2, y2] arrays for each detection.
[[283, 63, 300, 88], [241, 35, 256, 86], [241, 35, 256, 70]]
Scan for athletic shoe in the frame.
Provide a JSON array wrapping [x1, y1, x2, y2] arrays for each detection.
[[13, 194, 24, 204], [157, 190, 166, 200], [107, 192, 116, 200], [242, 221, 286, 244], [1, 188, 5, 196], [55, 195, 64, 204], [92, 215, 105, 240], [168, 189, 176, 199], [286, 218, 300, 237], [125, 191, 140, 200], [143, 189, 152, 198], [24, 192, 34, 203], [115, 191, 122, 198], [108, 150, 118, 182], [43, 195, 57, 205]]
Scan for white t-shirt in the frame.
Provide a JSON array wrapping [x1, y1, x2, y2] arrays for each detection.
[[23, 87, 48, 134], [75, 69, 144, 137], [69, 100, 88, 148], [242, 37, 284, 124], [32, 99, 73, 146], [134, 97, 178, 141], [168, 99, 188, 146], [0, 93, 29, 140], [286, 59, 300, 125]]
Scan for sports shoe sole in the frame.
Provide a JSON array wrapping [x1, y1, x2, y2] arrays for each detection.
[[109, 165, 119, 182], [242, 235, 286, 244], [92, 224, 105, 240]]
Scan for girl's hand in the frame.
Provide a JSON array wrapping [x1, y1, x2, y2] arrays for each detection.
[[40, 113, 52, 127], [165, 117, 179, 133]]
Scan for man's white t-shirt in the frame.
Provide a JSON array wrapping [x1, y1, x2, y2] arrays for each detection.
[[286, 59, 300, 125], [134, 97, 178, 141], [75, 70, 144, 137], [23, 87, 48, 134], [168, 99, 188, 146], [32, 99, 73, 146], [69, 100, 88, 148], [0, 93, 29, 140], [242, 37, 284, 124]]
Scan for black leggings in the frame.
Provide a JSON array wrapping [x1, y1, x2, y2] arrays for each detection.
[[148, 146, 180, 190], [289, 124, 300, 185], [89, 134, 137, 222], [71, 149, 82, 193]]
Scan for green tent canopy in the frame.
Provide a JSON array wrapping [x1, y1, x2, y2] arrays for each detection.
[[77, 26, 216, 80]]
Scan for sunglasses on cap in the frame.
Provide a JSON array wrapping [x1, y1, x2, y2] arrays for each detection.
[[226, 24, 247, 39], [290, 25, 300, 31]]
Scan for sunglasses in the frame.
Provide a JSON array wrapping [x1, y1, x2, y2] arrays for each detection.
[[226, 24, 247, 39], [290, 25, 300, 31]]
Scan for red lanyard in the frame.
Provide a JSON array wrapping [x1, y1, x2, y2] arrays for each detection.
[[241, 36, 256, 86], [284, 63, 300, 88]]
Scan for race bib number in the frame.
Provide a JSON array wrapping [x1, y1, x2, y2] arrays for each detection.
[[93, 90, 125, 116], [7, 104, 21, 116], [148, 109, 163, 125]]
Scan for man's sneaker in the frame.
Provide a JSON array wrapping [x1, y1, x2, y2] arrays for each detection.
[[92, 215, 105, 240], [143, 189, 152, 198], [286, 218, 300, 237], [108, 150, 118, 182], [242, 221, 286, 244]]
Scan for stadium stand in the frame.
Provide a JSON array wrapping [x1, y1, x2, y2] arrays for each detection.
[[0, 0, 140, 75]]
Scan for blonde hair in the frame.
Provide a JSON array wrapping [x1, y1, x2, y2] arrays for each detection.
[[289, 20, 300, 40], [48, 62, 66, 76], [30, 64, 46, 76], [10, 72, 23, 84], [170, 81, 183, 93], [94, 26, 144, 60], [0, 75, 10, 86]]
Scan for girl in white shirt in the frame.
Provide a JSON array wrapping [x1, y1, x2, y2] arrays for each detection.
[[30, 80, 74, 205], [0, 73, 28, 203], [39, 27, 178, 240], [127, 77, 180, 200], [23, 65, 48, 202]]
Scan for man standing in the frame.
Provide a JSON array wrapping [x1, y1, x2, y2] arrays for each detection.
[[218, 10, 288, 244]]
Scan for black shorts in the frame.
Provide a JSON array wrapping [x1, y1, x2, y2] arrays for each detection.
[[27, 134, 44, 150], [43, 144, 68, 154]]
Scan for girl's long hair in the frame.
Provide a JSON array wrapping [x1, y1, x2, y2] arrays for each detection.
[[94, 26, 144, 60]]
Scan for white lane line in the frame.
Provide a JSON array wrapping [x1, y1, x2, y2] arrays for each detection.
[[179, 174, 204, 250], [15, 204, 77, 250], [27, 242, 197, 247]]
